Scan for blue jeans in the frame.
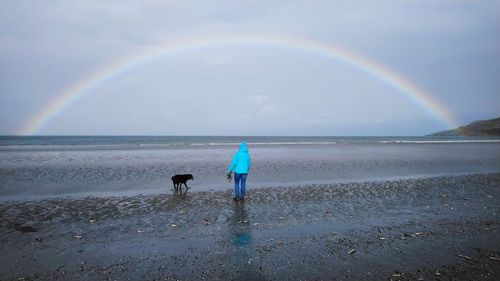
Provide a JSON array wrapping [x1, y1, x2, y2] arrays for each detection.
[[234, 173, 248, 198]]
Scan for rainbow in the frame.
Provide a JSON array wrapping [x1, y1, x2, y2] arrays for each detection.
[[19, 34, 459, 135]]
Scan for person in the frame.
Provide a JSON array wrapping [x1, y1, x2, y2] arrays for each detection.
[[227, 141, 251, 202]]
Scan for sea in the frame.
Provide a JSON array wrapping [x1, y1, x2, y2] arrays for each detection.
[[1, 136, 499, 200]]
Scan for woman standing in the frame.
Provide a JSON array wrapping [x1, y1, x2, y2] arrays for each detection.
[[228, 142, 251, 202]]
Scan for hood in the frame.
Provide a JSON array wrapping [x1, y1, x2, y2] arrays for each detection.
[[239, 142, 248, 152]]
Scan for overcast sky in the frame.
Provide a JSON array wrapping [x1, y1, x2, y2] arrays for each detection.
[[1, 0, 499, 136]]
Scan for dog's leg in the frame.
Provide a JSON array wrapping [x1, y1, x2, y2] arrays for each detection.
[[174, 183, 180, 195], [184, 182, 190, 189]]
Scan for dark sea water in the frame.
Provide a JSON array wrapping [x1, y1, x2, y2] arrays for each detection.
[[1, 136, 499, 200]]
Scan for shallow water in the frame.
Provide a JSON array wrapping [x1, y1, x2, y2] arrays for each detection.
[[1, 136, 499, 199]]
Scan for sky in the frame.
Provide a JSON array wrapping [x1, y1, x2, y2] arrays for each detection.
[[1, 0, 499, 136]]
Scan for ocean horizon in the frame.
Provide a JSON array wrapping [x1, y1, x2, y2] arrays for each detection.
[[2, 135, 500, 148]]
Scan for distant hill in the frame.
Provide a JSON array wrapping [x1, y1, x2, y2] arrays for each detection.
[[429, 117, 500, 136]]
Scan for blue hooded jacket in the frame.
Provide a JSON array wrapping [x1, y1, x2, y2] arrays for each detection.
[[228, 142, 251, 174]]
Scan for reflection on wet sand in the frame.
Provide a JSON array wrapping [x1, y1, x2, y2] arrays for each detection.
[[227, 202, 265, 280], [173, 187, 189, 198], [229, 202, 252, 247]]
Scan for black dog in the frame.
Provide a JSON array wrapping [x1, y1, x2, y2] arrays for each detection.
[[171, 174, 194, 191]]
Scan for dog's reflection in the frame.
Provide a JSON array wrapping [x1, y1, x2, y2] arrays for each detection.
[[173, 187, 189, 198]]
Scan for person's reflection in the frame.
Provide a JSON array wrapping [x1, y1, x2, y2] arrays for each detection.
[[227, 202, 262, 280], [229, 203, 252, 247]]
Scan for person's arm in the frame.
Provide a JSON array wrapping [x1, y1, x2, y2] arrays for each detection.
[[228, 153, 238, 173]]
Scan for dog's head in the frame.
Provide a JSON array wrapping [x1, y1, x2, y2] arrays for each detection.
[[188, 174, 194, 181]]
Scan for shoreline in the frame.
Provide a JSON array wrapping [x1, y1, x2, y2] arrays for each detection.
[[1, 170, 499, 203], [3, 141, 499, 199], [1, 173, 499, 280]]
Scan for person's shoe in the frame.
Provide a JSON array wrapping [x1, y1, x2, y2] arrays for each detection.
[[239, 197, 245, 202], [233, 197, 239, 202]]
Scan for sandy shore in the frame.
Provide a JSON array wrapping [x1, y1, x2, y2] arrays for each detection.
[[1, 173, 499, 280]]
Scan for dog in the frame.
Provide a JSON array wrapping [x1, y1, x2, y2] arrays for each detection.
[[171, 174, 194, 191]]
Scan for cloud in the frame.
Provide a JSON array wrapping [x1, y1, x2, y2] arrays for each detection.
[[247, 95, 270, 104], [247, 95, 280, 117], [202, 55, 235, 66]]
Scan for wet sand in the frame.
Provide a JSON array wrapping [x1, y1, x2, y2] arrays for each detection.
[[1, 173, 499, 280]]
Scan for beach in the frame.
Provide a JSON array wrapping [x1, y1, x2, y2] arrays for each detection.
[[1, 137, 500, 280], [1, 173, 499, 280]]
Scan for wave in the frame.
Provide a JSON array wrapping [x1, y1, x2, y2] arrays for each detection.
[[2, 137, 500, 150], [378, 140, 500, 144], [0, 141, 340, 150], [203, 142, 338, 146]]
